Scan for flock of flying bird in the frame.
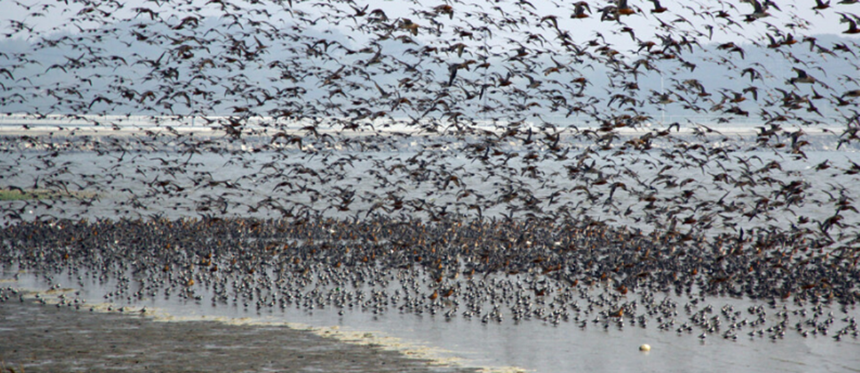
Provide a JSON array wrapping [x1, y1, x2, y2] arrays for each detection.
[[1, 0, 860, 344]]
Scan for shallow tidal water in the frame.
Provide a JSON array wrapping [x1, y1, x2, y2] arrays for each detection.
[[3, 268, 858, 373]]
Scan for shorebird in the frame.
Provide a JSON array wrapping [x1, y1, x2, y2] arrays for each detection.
[[789, 68, 816, 85], [744, 0, 773, 22], [571, 1, 591, 18], [839, 13, 860, 34], [649, 0, 668, 13]]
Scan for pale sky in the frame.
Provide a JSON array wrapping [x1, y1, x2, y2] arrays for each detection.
[[4, 0, 857, 49]]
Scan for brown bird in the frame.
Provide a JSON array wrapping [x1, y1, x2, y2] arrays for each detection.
[[839, 13, 860, 34], [812, 0, 830, 11], [617, 0, 637, 15], [571, 2, 591, 19], [789, 68, 816, 85], [649, 0, 668, 13], [599, 0, 637, 21], [399, 18, 420, 36]]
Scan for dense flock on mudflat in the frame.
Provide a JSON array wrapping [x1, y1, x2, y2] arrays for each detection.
[[2, 0, 860, 344]]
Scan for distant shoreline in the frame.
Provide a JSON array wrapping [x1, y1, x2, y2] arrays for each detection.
[[0, 112, 849, 138], [0, 123, 845, 137]]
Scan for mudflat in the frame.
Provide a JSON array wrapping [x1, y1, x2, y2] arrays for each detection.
[[0, 299, 474, 373]]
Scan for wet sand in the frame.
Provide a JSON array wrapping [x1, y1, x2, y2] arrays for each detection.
[[0, 298, 476, 373]]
